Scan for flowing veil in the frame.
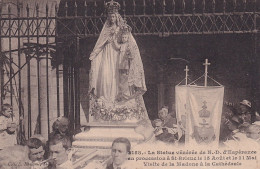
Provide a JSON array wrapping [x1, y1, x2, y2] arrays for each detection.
[[89, 13, 125, 94], [126, 33, 150, 122], [128, 34, 147, 92]]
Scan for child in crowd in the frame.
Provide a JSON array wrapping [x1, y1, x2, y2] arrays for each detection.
[[0, 103, 18, 149]]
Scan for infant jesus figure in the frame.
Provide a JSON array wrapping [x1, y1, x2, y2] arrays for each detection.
[[111, 23, 134, 102]]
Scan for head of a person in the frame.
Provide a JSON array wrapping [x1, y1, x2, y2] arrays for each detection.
[[108, 13, 118, 25], [222, 105, 235, 119], [121, 33, 129, 43], [158, 107, 168, 121], [56, 117, 69, 135], [119, 23, 131, 43], [1, 103, 13, 118], [239, 100, 251, 114], [111, 137, 131, 166], [96, 97, 105, 108], [27, 137, 45, 162], [49, 138, 69, 165], [106, 0, 120, 25], [245, 124, 260, 140]]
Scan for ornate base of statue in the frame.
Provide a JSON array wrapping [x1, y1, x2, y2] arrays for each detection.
[[72, 96, 152, 149], [72, 122, 145, 149]]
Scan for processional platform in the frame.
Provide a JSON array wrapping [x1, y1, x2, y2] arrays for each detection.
[[73, 122, 145, 149], [72, 120, 147, 168]]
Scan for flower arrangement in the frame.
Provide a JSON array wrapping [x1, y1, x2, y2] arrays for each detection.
[[91, 97, 144, 122]]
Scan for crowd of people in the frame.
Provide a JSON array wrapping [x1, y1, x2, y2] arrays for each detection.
[[0, 104, 74, 169], [0, 103, 132, 169], [219, 99, 260, 146], [1, 98, 260, 168], [149, 99, 260, 146]]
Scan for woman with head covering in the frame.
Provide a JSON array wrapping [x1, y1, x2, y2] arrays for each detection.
[[89, 0, 125, 102], [89, 0, 150, 125]]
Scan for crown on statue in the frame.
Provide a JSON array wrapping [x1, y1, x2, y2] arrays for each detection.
[[105, 0, 121, 14], [120, 21, 132, 34]]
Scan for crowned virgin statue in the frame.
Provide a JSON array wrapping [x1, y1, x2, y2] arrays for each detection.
[[89, 0, 150, 124]]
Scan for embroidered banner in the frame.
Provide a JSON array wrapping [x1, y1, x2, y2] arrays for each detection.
[[176, 86, 224, 147]]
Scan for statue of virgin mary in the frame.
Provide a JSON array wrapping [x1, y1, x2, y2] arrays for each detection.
[[88, 0, 150, 124]]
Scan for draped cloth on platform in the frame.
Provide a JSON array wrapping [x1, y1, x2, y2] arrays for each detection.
[[175, 86, 188, 140], [176, 86, 224, 147]]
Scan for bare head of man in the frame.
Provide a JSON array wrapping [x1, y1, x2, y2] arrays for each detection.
[[111, 137, 131, 167]]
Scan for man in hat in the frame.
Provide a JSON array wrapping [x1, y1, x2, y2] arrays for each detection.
[[238, 100, 253, 124]]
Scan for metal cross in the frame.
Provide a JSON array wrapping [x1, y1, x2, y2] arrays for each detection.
[[203, 59, 210, 86], [184, 65, 189, 85]]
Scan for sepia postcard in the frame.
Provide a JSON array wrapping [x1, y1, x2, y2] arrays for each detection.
[[0, 0, 259, 168]]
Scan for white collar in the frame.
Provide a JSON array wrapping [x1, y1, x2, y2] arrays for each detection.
[[113, 161, 127, 169]]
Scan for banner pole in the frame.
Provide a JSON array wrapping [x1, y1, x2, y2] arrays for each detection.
[[203, 59, 210, 87], [184, 65, 189, 85]]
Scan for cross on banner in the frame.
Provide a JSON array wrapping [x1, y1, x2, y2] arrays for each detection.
[[203, 59, 210, 86], [184, 65, 189, 85]]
